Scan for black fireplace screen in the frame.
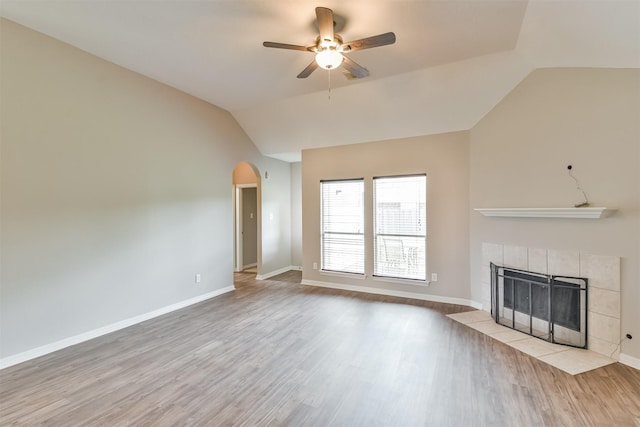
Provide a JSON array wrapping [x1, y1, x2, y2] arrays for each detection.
[[491, 263, 588, 349]]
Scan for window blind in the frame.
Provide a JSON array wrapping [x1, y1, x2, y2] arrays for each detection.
[[320, 179, 364, 274], [373, 175, 426, 281]]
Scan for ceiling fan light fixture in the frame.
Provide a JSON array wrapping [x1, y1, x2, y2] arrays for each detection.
[[263, 7, 395, 79], [315, 48, 343, 70]]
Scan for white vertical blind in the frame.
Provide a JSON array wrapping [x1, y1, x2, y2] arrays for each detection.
[[320, 179, 364, 274], [373, 175, 426, 281]]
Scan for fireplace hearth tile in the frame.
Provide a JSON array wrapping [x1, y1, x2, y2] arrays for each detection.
[[508, 337, 563, 358], [539, 348, 616, 375], [588, 335, 620, 359], [467, 320, 510, 335], [447, 310, 493, 324], [489, 329, 530, 344], [447, 310, 617, 374]]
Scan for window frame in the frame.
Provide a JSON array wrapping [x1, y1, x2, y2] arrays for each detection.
[[320, 178, 365, 276], [372, 174, 427, 282]]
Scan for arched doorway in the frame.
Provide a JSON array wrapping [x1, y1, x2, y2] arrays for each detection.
[[232, 162, 261, 275]]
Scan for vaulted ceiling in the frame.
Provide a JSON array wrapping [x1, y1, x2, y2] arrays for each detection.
[[2, 1, 639, 161]]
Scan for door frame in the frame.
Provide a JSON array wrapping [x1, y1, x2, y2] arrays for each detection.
[[234, 183, 258, 272]]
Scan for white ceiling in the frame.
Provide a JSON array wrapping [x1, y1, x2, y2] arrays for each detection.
[[2, 1, 639, 162]]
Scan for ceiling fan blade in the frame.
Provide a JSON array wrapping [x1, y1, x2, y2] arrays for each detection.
[[297, 61, 319, 79], [342, 32, 396, 52], [341, 56, 369, 79], [316, 7, 335, 42], [263, 41, 313, 52]]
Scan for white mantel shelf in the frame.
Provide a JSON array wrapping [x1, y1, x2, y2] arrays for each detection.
[[474, 207, 610, 219]]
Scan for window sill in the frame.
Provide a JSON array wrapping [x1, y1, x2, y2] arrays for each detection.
[[372, 275, 430, 287], [319, 270, 366, 280]]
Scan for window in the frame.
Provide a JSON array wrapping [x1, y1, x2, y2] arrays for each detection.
[[373, 175, 426, 281], [320, 179, 364, 274]]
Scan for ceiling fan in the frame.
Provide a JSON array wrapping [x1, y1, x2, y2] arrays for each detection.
[[263, 7, 396, 79]]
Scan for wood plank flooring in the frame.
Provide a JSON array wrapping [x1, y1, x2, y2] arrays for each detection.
[[1, 270, 639, 426]]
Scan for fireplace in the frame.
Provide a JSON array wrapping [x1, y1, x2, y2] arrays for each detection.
[[481, 243, 621, 359], [491, 263, 588, 349]]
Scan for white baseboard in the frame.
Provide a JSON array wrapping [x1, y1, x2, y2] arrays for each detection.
[[242, 263, 257, 269], [302, 279, 478, 308], [256, 265, 298, 280], [619, 353, 640, 370], [0, 285, 235, 370], [290, 265, 303, 271]]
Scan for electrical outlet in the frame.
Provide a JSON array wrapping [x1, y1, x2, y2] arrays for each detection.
[[431, 273, 438, 282], [195, 274, 201, 284], [313, 262, 318, 270]]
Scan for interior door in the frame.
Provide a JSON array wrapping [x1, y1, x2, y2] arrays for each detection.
[[241, 187, 257, 268]]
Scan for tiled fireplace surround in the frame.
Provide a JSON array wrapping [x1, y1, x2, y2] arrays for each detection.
[[481, 243, 621, 360]]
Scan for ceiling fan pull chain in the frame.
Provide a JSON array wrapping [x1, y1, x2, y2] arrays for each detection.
[[328, 70, 331, 100]]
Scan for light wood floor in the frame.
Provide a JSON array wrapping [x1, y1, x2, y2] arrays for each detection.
[[1, 271, 639, 426]]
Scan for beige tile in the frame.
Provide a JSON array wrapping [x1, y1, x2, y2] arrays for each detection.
[[508, 337, 563, 357], [588, 312, 620, 344], [480, 286, 491, 314], [447, 310, 493, 324], [480, 267, 492, 313], [513, 311, 533, 329], [467, 320, 510, 335], [504, 245, 528, 270], [481, 266, 491, 285], [482, 243, 503, 267], [548, 249, 580, 277], [489, 329, 530, 344], [454, 309, 614, 375], [588, 335, 620, 359], [589, 287, 620, 319], [530, 318, 552, 340], [481, 281, 491, 300], [580, 253, 620, 291], [553, 325, 583, 347], [539, 348, 615, 375], [528, 248, 548, 274]]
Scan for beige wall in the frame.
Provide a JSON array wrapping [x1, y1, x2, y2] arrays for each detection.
[[469, 68, 640, 360], [302, 132, 470, 301], [290, 162, 303, 267], [0, 19, 292, 361]]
